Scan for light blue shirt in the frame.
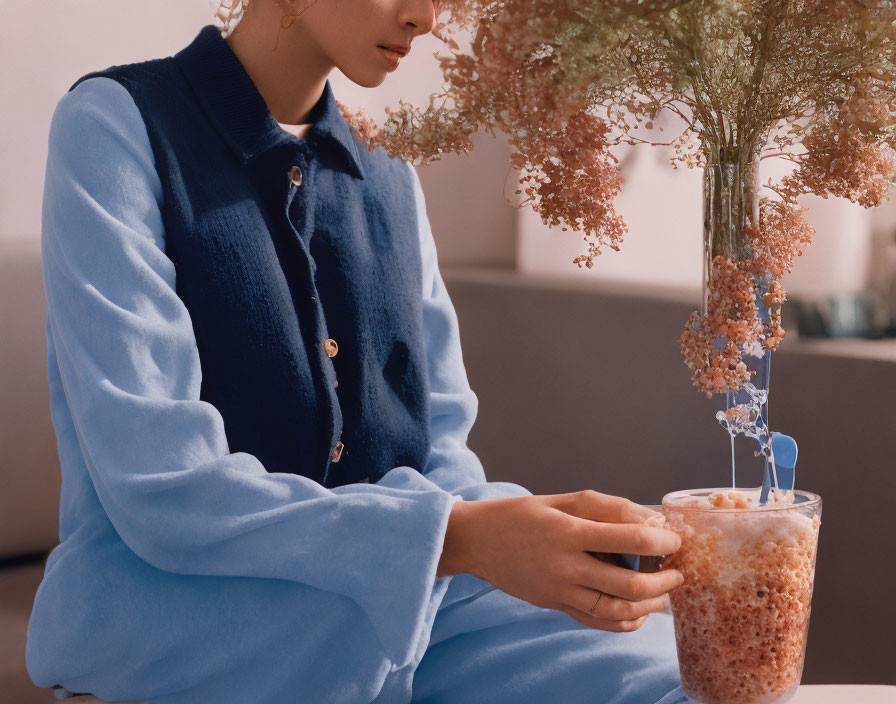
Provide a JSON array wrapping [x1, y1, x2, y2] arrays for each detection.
[[28, 76, 533, 701], [29, 76, 685, 704]]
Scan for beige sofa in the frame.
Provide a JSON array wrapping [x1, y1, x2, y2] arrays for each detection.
[[2, 238, 894, 701]]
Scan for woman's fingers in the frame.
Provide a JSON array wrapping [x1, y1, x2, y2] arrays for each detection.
[[571, 518, 682, 556], [566, 585, 670, 622], [569, 553, 684, 601], [559, 606, 650, 633], [557, 490, 660, 525]]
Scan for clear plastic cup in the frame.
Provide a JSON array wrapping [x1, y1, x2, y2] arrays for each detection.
[[661, 488, 822, 704]]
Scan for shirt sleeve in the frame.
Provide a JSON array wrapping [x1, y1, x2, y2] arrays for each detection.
[[41, 76, 458, 669], [407, 163, 532, 502]]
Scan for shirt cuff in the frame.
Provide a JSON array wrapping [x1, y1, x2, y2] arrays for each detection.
[[330, 467, 461, 668]]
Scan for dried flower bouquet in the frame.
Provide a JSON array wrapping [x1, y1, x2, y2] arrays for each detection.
[[341, 0, 896, 399]]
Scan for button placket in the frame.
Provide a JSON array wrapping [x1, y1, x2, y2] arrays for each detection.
[[281, 149, 343, 481]]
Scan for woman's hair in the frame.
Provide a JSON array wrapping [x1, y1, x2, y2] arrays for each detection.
[[213, 0, 318, 38], [214, 0, 250, 38]]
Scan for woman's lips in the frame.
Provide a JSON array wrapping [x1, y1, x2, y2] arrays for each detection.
[[377, 46, 403, 70]]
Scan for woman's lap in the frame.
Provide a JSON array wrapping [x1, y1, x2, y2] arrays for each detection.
[[34, 537, 682, 704], [378, 575, 683, 704]]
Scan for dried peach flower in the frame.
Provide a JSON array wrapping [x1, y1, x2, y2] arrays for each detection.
[[336, 0, 896, 396]]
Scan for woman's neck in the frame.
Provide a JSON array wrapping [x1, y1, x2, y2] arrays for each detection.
[[224, 6, 334, 125]]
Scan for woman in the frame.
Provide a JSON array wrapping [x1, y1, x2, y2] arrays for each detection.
[[27, 0, 687, 701]]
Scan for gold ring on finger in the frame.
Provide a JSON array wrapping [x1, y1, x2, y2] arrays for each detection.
[[589, 590, 604, 613]]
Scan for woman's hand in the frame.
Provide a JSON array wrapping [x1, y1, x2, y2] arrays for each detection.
[[437, 490, 683, 632]]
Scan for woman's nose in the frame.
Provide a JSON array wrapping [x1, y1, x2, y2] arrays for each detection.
[[400, 0, 435, 37]]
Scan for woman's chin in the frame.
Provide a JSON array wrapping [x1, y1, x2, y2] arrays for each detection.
[[341, 66, 389, 89]]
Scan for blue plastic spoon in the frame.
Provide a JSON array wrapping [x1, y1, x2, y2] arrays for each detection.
[[760, 432, 798, 504]]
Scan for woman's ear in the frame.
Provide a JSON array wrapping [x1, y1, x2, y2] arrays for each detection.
[[273, 0, 318, 29]]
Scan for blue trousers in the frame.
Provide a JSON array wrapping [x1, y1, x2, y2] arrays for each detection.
[[377, 574, 685, 704], [35, 539, 684, 704]]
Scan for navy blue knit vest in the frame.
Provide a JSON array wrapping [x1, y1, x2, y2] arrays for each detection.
[[68, 24, 431, 488]]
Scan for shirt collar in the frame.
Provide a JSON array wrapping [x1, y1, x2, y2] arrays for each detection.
[[174, 24, 366, 180]]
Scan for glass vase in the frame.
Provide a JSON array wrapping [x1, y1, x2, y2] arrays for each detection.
[[702, 153, 774, 491]]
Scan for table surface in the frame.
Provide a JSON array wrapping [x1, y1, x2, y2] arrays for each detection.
[[791, 686, 896, 703]]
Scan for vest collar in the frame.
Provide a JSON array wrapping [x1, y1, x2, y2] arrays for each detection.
[[174, 24, 366, 180]]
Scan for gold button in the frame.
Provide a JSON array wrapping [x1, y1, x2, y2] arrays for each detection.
[[324, 338, 338, 357], [289, 165, 303, 187], [331, 441, 344, 463]]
